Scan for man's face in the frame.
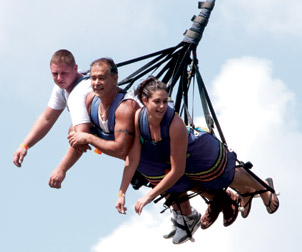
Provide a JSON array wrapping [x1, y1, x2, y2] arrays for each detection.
[[50, 63, 78, 91], [90, 63, 118, 99]]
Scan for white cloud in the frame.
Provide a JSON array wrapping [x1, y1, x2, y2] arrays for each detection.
[[91, 194, 233, 252], [210, 56, 296, 157], [92, 56, 301, 251], [217, 0, 302, 38], [214, 56, 299, 179]]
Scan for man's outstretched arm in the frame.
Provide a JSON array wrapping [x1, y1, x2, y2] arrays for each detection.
[[48, 123, 91, 189], [13, 106, 63, 167]]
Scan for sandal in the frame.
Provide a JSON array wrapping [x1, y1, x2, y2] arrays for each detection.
[[200, 200, 222, 229], [240, 194, 254, 218], [222, 190, 239, 227], [265, 178, 280, 214]]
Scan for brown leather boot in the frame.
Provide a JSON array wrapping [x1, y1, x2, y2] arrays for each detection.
[[222, 190, 239, 227]]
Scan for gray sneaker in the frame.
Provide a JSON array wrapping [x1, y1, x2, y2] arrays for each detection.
[[163, 209, 180, 239], [172, 209, 201, 244]]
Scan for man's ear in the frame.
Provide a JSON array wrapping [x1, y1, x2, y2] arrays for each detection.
[[114, 74, 118, 83]]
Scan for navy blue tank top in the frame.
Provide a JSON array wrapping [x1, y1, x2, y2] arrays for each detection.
[[90, 91, 126, 140], [136, 106, 230, 192]]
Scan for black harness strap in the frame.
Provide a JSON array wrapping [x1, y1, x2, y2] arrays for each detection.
[[161, 192, 200, 239], [194, 58, 225, 142], [154, 190, 208, 214], [116, 44, 183, 68], [117, 43, 184, 87], [236, 161, 276, 194], [175, 201, 193, 239]]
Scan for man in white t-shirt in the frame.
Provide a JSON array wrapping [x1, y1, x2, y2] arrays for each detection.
[[13, 49, 92, 188]]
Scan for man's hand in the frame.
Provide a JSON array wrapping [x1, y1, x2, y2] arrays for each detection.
[[13, 146, 28, 167], [68, 131, 92, 153], [73, 144, 91, 154], [48, 168, 66, 189], [68, 132, 91, 147]]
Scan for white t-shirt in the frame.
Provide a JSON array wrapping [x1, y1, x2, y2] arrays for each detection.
[[47, 78, 92, 126]]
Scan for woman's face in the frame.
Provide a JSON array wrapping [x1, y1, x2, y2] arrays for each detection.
[[143, 89, 169, 120]]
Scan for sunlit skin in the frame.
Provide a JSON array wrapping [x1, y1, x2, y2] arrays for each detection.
[[50, 63, 79, 92], [115, 88, 189, 215], [90, 63, 118, 100], [142, 89, 169, 128], [142, 91, 280, 216]]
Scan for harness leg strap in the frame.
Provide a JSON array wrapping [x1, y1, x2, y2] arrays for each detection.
[[176, 202, 193, 239]]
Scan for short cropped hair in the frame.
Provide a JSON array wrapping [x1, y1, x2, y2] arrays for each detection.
[[90, 57, 118, 76], [50, 49, 76, 67]]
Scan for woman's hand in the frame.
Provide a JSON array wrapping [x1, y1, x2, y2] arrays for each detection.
[[116, 196, 127, 214], [134, 194, 153, 215]]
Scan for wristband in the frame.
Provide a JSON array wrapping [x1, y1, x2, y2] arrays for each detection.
[[20, 144, 29, 150], [94, 148, 102, 155], [118, 193, 125, 198]]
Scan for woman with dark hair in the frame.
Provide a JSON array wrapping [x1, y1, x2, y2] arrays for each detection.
[[115, 76, 279, 243]]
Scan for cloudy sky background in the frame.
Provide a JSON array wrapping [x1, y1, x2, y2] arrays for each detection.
[[1, 0, 301, 251]]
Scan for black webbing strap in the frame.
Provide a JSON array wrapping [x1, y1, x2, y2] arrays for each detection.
[[181, 101, 194, 127], [195, 69, 214, 133], [118, 50, 175, 87], [179, 55, 195, 126], [174, 62, 189, 115], [194, 60, 227, 143], [152, 193, 194, 238], [122, 53, 181, 91], [116, 43, 182, 68], [154, 190, 207, 214], [175, 201, 193, 239], [164, 192, 201, 238], [117, 44, 189, 93], [160, 45, 190, 88], [236, 161, 276, 194], [166, 43, 192, 96], [239, 190, 268, 199]]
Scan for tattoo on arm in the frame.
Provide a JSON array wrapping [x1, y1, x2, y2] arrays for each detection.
[[115, 129, 134, 136]]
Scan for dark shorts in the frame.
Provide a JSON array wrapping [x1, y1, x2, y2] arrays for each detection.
[[195, 150, 237, 190]]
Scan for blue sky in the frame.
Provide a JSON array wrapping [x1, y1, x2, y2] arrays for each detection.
[[1, 0, 301, 251]]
